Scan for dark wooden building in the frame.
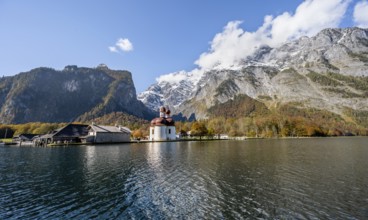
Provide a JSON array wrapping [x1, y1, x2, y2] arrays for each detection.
[[34, 124, 89, 146], [12, 134, 38, 143], [12, 134, 38, 144]]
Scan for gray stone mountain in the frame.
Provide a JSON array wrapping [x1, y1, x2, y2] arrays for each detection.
[[138, 27, 368, 121], [138, 73, 197, 111], [0, 65, 154, 123]]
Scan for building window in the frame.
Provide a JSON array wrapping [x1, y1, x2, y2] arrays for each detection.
[[168, 129, 171, 134], [152, 128, 154, 135]]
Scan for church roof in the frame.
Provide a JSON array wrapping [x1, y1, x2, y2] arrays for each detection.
[[151, 117, 175, 126]]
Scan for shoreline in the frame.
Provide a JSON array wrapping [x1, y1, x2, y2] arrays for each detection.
[[2, 138, 229, 147], [2, 136, 367, 147], [48, 138, 229, 146]]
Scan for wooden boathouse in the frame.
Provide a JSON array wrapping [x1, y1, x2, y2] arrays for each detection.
[[34, 124, 89, 146]]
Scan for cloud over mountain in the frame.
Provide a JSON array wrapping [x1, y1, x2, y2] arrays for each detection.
[[354, 0, 368, 28], [142, 0, 363, 100], [195, 0, 351, 70]]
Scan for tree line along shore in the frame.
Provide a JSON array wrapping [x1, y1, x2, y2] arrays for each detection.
[[1, 112, 367, 142]]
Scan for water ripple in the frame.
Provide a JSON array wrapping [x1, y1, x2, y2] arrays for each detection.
[[1, 138, 368, 219]]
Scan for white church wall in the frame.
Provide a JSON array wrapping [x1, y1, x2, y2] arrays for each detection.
[[149, 126, 177, 141], [166, 126, 176, 140]]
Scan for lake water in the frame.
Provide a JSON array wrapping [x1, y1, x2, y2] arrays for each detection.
[[0, 137, 367, 219]]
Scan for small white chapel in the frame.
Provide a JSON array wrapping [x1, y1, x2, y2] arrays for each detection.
[[149, 106, 176, 141]]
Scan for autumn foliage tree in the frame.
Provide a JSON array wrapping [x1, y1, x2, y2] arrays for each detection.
[[207, 117, 225, 139], [190, 121, 208, 140]]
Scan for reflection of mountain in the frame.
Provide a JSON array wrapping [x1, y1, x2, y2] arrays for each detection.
[[139, 27, 368, 126], [0, 65, 154, 123]]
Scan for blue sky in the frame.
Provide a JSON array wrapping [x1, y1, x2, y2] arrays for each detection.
[[0, 0, 367, 92]]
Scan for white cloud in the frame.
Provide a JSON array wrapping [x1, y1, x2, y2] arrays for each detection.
[[195, 0, 351, 70], [109, 38, 133, 53], [156, 68, 203, 85], [116, 38, 133, 51], [108, 46, 118, 53], [157, 71, 189, 84], [354, 1, 368, 28], [154, 0, 353, 86]]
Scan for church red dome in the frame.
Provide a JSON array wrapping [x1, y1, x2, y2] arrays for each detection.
[[151, 117, 167, 126], [150, 117, 175, 126]]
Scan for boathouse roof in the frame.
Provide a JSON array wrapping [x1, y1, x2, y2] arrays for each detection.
[[88, 125, 131, 134], [48, 124, 89, 138], [12, 134, 38, 141]]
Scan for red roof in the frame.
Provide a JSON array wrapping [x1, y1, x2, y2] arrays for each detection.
[[151, 117, 175, 126]]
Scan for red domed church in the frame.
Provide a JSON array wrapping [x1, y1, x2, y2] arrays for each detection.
[[149, 107, 176, 141]]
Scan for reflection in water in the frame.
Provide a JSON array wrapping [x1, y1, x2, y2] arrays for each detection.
[[146, 142, 163, 172], [84, 146, 96, 170], [123, 142, 222, 219], [0, 138, 368, 219]]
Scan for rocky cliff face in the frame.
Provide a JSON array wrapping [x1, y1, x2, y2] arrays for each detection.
[[139, 27, 368, 121], [137, 70, 201, 112], [0, 65, 154, 123]]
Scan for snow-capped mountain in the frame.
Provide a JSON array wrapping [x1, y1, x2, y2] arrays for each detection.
[[139, 27, 368, 120], [137, 70, 202, 112]]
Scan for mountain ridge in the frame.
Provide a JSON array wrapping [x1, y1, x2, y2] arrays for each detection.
[[138, 27, 368, 127], [0, 65, 154, 124]]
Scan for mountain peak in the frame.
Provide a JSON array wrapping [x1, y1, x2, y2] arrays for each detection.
[[0, 66, 154, 123], [96, 63, 109, 70], [63, 65, 78, 71], [139, 27, 368, 124]]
